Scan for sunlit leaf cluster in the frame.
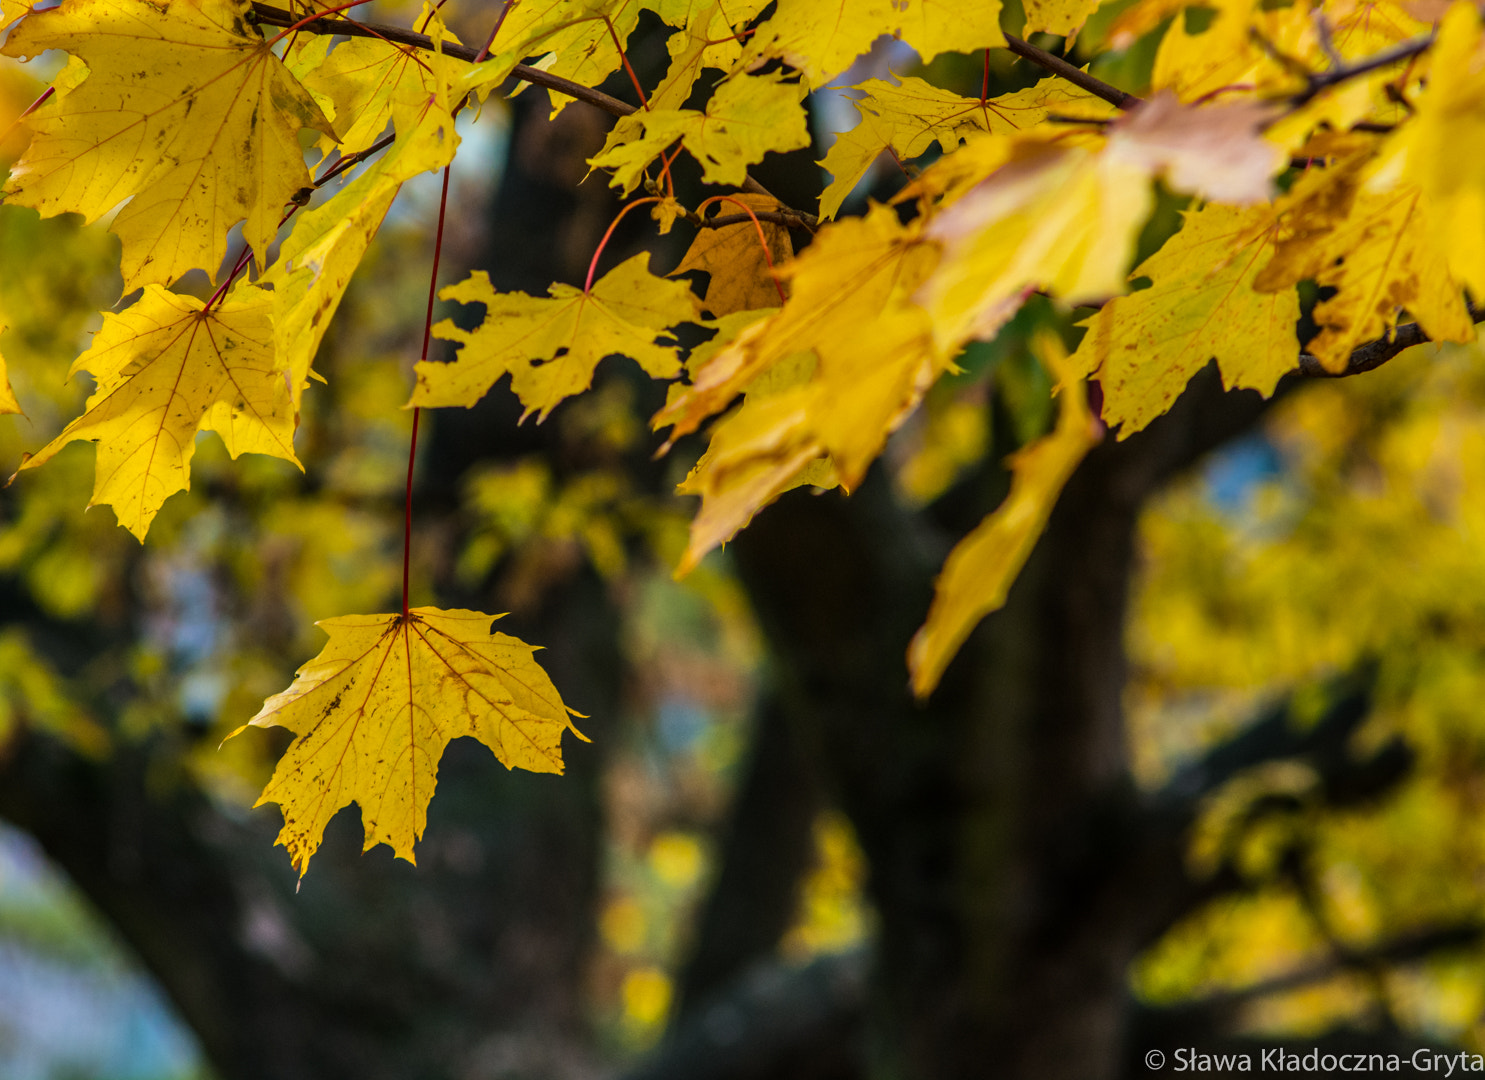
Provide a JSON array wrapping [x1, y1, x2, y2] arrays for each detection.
[[3, 0, 1483, 873]]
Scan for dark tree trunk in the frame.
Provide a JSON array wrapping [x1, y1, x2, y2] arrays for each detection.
[[711, 369, 1274, 1080]]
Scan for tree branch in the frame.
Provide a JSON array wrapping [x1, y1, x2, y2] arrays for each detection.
[[1289, 31, 1434, 107], [249, 3, 819, 226], [251, 3, 638, 118], [1295, 305, 1485, 378], [1002, 33, 1141, 110]]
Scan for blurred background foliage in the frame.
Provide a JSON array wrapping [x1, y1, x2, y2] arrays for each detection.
[[5, 4, 1485, 1078]]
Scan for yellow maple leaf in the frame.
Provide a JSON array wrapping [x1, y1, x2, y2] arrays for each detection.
[[1072, 203, 1299, 437], [642, 0, 771, 111], [414, 253, 701, 420], [2, 0, 334, 290], [1257, 140, 1474, 372], [286, 2, 467, 156], [663, 209, 947, 572], [590, 71, 810, 194], [672, 194, 792, 316], [15, 285, 297, 540], [233, 607, 586, 876], [819, 76, 1115, 220], [1380, 2, 1485, 301], [748, 0, 1004, 86], [907, 336, 1100, 698], [259, 83, 459, 399]]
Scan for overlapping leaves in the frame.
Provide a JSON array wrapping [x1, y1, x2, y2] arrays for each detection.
[[4, 0, 1485, 867]]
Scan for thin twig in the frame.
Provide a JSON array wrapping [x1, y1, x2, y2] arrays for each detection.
[[1002, 33, 1141, 110], [249, 1, 819, 226], [699, 210, 814, 230], [1289, 30, 1434, 106], [251, 3, 637, 117]]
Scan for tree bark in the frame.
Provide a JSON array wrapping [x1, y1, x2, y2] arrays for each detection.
[[722, 367, 1274, 1080]]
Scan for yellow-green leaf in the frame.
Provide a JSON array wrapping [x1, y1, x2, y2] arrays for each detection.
[[16, 285, 296, 540], [1, 0, 27, 32], [233, 607, 586, 877], [1072, 203, 1299, 436], [415, 253, 701, 420], [2, 0, 334, 289], [656, 204, 937, 461]]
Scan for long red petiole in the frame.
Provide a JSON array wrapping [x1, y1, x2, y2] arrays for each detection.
[[0, 85, 53, 146], [397, 2, 510, 616], [694, 195, 787, 304], [656, 146, 679, 198], [584, 197, 661, 293], [403, 164, 454, 617], [604, 15, 649, 109]]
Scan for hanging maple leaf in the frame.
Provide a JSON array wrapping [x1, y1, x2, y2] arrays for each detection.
[[590, 71, 810, 194], [908, 336, 1100, 697], [14, 286, 297, 540], [414, 253, 701, 420], [2, 0, 334, 290], [1072, 203, 1299, 436], [232, 608, 586, 876], [819, 76, 1115, 219], [671, 194, 792, 316]]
